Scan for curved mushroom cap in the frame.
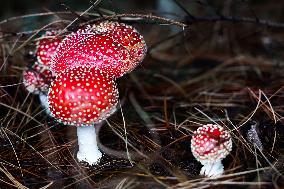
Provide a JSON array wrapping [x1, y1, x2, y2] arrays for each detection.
[[23, 62, 55, 94], [51, 26, 132, 78], [191, 124, 232, 165], [48, 66, 119, 126], [92, 21, 147, 67], [36, 30, 62, 66]]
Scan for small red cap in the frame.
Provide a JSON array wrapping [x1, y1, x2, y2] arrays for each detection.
[[36, 30, 62, 66], [23, 62, 55, 94], [191, 124, 232, 164]]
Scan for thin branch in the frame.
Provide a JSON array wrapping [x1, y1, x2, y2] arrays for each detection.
[[89, 13, 187, 28], [93, 13, 284, 29]]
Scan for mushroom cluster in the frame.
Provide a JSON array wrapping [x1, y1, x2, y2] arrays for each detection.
[[22, 22, 234, 177], [22, 22, 146, 165], [22, 30, 61, 114], [34, 21, 146, 165], [191, 124, 232, 177]]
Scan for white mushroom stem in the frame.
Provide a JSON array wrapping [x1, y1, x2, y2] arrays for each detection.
[[39, 93, 52, 116], [76, 125, 102, 165], [200, 160, 224, 177]]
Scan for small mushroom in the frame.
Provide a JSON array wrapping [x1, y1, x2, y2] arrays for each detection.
[[23, 62, 54, 94], [191, 124, 232, 177], [36, 30, 62, 66], [48, 66, 119, 165], [23, 30, 61, 114], [22, 62, 55, 115]]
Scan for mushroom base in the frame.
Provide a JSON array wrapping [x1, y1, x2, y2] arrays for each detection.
[[39, 93, 52, 116], [200, 160, 224, 177], [76, 125, 102, 165]]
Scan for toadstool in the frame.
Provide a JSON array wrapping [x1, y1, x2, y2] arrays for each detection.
[[51, 23, 146, 78], [23, 62, 54, 94], [92, 21, 147, 68], [51, 26, 131, 78], [36, 30, 62, 66], [191, 124, 232, 177], [23, 62, 55, 115], [48, 66, 119, 165], [24, 30, 61, 113]]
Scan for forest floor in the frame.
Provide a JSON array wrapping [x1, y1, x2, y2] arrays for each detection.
[[0, 1, 284, 189]]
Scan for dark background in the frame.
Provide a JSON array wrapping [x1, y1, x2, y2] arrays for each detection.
[[0, 0, 156, 17]]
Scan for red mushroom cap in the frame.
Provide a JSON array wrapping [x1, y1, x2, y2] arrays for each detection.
[[48, 66, 118, 126], [23, 62, 55, 94], [191, 124, 232, 164], [51, 26, 132, 78], [51, 23, 146, 78], [92, 21, 147, 65], [36, 30, 62, 66]]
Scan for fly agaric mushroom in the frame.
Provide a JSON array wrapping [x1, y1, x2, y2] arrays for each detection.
[[92, 21, 147, 67], [51, 26, 131, 78], [48, 66, 119, 165], [23, 62, 54, 94], [51, 23, 146, 78], [36, 30, 62, 66], [23, 62, 55, 115], [191, 124, 232, 177]]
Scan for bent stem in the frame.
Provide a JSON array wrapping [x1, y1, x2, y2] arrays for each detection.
[[76, 125, 102, 165], [200, 160, 224, 177]]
